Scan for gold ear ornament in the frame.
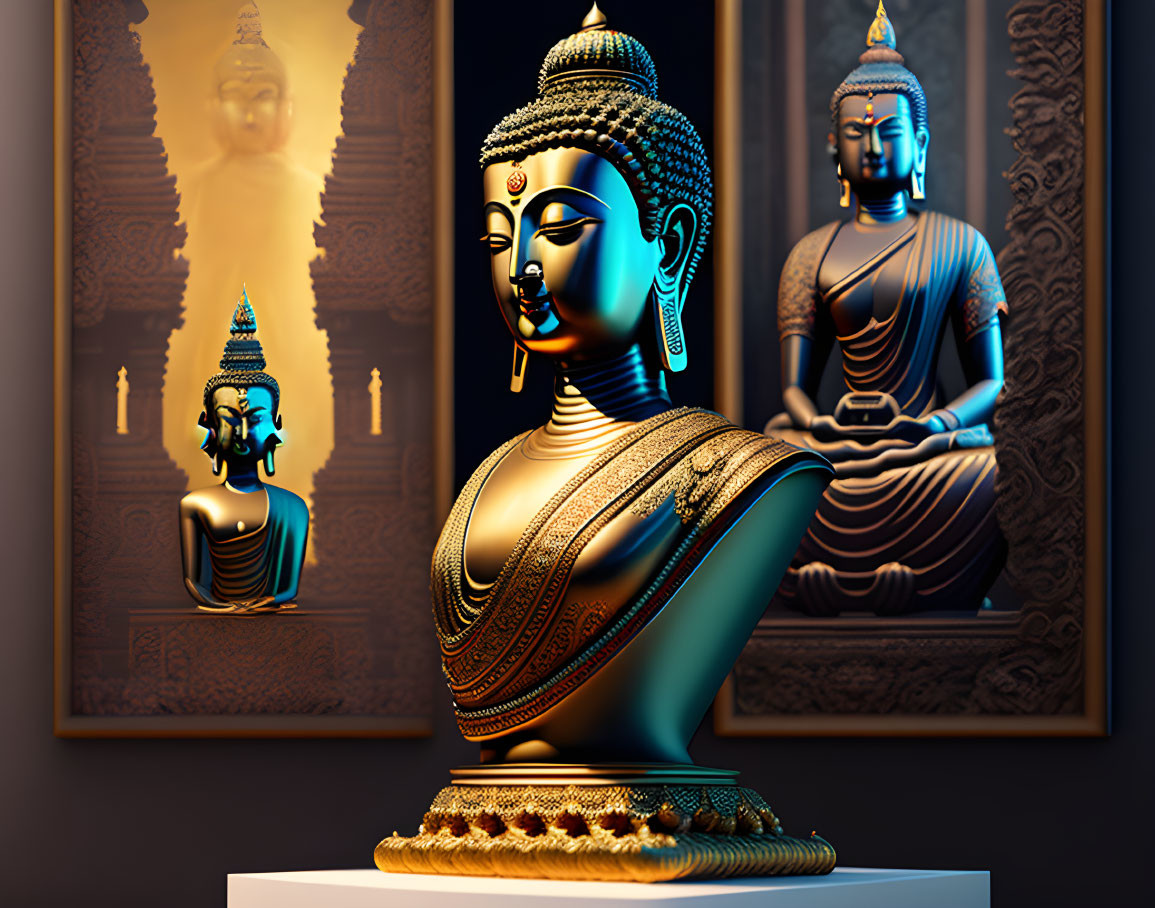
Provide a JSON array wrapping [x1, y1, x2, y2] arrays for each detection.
[[510, 343, 529, 392]]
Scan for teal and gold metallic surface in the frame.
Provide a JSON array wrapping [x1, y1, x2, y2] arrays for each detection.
[[376, 5, 835, 880], [376, 764, 835, 882], [178, 287, 308, 613]]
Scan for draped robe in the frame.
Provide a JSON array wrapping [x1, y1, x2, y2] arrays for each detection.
[[772, 212, 1008, 614], [432, 407, 828, 738], [197, 485, 307, 604]]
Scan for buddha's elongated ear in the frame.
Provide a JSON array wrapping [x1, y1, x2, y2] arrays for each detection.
[[911, 127, 929, 200], [652, 203, 699, 372], [198, 409, 223, 475], [262, 426, 283, 477], [658, 203, 699, 287], [197, 410, 215, 451]]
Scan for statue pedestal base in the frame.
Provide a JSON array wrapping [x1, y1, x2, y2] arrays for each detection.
[[227, 868, 990, 907], [374, 764, 834, 882]]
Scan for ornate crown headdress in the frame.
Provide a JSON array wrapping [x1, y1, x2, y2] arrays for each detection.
[[202, 286, 280, 413]]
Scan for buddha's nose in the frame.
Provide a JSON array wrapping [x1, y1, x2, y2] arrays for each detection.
[[866, 125, 883, 156], [515, 262, 545, 298]]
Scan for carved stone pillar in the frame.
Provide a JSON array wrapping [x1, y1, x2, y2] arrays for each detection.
[[70, 0, 189, 711], [309, 0, 437, 713]]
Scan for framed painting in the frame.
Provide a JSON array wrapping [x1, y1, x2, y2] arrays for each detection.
[[712, 0, 1107, 735], [53, 0, 454, 736]]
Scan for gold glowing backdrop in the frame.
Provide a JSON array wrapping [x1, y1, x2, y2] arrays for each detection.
[[135, 1, 361, 559]]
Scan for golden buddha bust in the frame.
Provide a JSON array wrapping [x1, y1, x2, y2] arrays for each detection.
[[178, 290, 308, 614], [376, 5, 835, 882]]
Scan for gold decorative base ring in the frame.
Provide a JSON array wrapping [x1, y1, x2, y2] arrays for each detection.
[[374, 764, 836, 882]]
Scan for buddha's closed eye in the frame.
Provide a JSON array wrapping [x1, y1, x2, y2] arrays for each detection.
[[534, 217, 600, 245], [481, 232, 512, 253]]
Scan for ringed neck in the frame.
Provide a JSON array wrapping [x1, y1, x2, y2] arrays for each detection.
[[855, 189, 909, 225], [525, 344, 672, 458]]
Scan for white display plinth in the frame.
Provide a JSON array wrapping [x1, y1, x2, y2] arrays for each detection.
[[228, 868, 989, 907]]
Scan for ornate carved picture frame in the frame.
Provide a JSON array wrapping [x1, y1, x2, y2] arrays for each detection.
[[712, 0, 1108, 735], [53, 0, 454, 736]]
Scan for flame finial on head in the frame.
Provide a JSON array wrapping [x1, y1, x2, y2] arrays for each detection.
[[582, 2, 607, 31], [234, 2, 268, 47], [860, 0, 903, 65], [214, 0, 286, 90]]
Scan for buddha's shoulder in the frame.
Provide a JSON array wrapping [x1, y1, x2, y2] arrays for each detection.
[[794, 220, 843, 251], [180, 484, 230, 513], [180, 483, 306, 514], [781, 221, 841, 292], [462, 430, 533, 483], [919, 209, 989, 247], [639, 410, 831, 529], [680, 410, 833, 482], [264, 484, 309, 513]]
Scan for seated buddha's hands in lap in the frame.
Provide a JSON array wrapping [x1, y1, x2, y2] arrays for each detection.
[[813, 406, 947, 441], [878, 413, 947, 442]]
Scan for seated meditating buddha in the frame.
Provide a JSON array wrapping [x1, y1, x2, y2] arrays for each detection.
[[375, 5, 835, 882], [765, 2, 1009, 617], [178, 289, 308, 614]]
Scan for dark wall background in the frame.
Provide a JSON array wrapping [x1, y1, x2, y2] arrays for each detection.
[[1, 1, 1148, 905]]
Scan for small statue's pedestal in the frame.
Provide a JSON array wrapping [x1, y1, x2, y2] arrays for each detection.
[[227, 868, 989, 907]]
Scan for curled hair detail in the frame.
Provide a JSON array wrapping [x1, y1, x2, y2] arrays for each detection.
[[830, 63, 928, 139], [480, 21, 713, 294], [203, 371, 280, 415]]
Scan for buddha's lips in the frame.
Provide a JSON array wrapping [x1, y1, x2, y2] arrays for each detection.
[[518, 292, 551, 315]]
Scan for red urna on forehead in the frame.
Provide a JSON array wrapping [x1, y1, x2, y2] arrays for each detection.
[[506, 168, 527, 195]]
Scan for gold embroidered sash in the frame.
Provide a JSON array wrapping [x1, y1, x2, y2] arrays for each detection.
[[431, 407, 815, 736]]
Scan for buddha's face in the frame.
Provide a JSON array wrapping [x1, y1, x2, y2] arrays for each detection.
[[836, 93, 927, 196], [211, 74, 290, 155], [210, 385, 279, 462], [481, 147, 660, 360]]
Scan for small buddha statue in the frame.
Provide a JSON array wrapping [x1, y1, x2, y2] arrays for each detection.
[[376, 4, 835, 882], [179, 289, 308, 613], [163, 1, 332, 532], [766, 2, 1008, 616]]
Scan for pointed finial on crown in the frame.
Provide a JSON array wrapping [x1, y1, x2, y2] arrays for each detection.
[[234, 2, 269, 47], [860, 0, 903, 65], [582, 2, 607, 31], [231, 285, 257, 332], [220, 285, 267, 372], [538, 3, 658, 97]]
